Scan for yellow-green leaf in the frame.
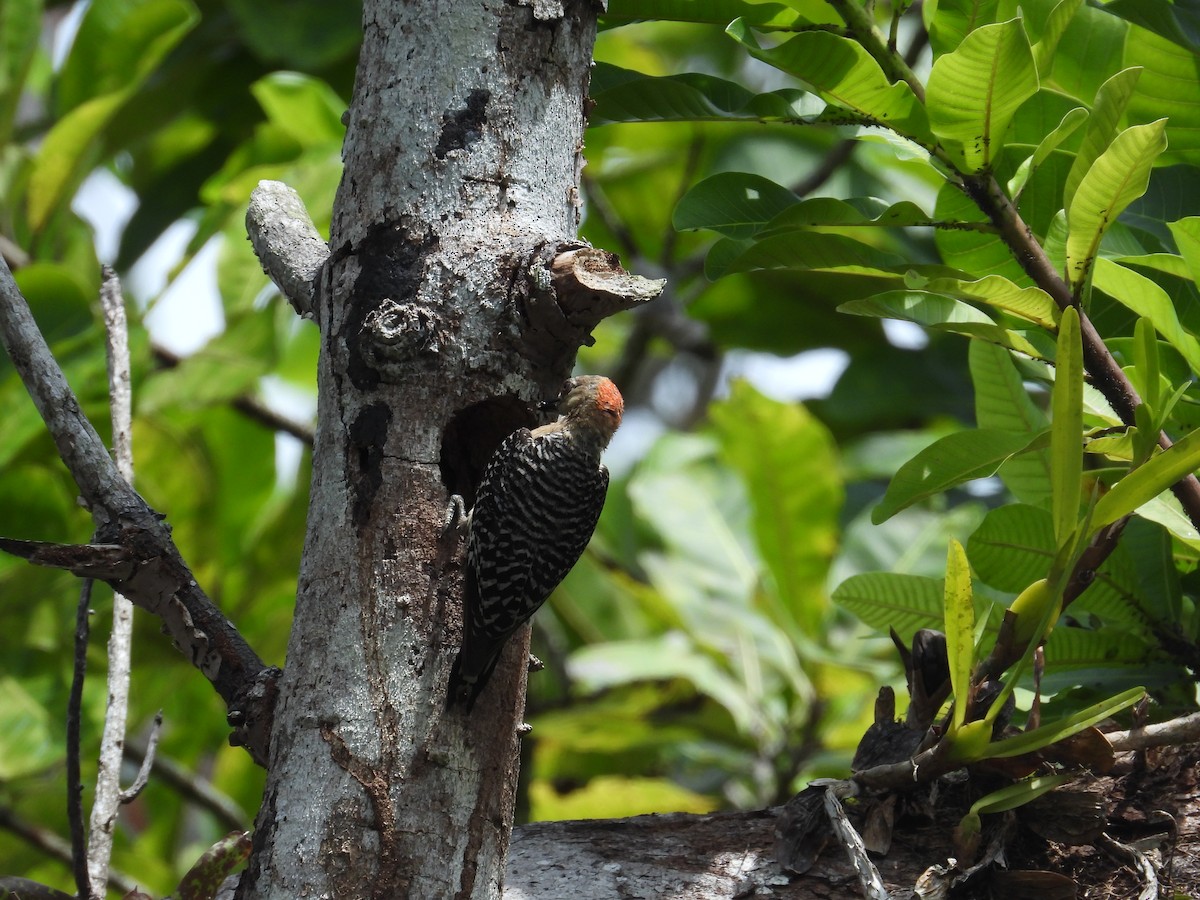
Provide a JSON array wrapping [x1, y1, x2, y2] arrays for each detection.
[[1051, 306, 1083, 545], [944, 539, 974, 731], [1066, 120, 1168, 293]]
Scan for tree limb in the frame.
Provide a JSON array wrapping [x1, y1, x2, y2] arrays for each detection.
[[0, 259, 278, 765]]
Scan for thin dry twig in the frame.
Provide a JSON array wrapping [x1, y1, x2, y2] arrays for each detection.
[[122, 739, 249, 832], [66, 579, 95, 900], [119, 710, 164, 804], [88, 265, 137, 893]]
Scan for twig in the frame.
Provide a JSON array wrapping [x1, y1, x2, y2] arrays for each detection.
[[123, 740, 249, 832], [119, 711, 164, 804], [0, 256, 277, 766], [88, 265, 136, 892], [0, 806, 140, 895], [66, 579, 95, 900]]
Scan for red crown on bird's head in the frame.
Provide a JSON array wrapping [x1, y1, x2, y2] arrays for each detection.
[[591, 377, 624, 428]]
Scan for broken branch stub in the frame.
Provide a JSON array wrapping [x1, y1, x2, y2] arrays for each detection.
[[246, 180, 330, 319], [521, 245, 664, 369]]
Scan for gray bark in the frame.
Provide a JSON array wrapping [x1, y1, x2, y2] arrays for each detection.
[[242, 1, 658, 896]]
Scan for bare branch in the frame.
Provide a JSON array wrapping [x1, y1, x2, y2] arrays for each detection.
[[89, 266, 137, 892], [119, 711, 164, 804], [66, 579, 96, 899], [0, 258, 277, 765], [246, 179, 330, 318]]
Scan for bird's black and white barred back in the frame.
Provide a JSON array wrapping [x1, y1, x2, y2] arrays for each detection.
[[447, 376, 623, 710]]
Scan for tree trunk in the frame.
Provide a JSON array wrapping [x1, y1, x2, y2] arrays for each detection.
[[238, 1, 643, 896]]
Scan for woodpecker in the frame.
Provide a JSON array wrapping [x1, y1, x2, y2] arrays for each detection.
[[447, 375, 623, 710]]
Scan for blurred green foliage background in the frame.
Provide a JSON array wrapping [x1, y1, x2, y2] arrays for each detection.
[[4, 0, 1200, 893]]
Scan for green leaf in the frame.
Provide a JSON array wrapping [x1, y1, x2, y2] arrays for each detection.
[[707, 230, 908, 278], [934, 181, 1029, 283], [673, 173, 799, 238], [569, 637, 762, 736], [969, 774, 1070, 816], [0, 677, 58, 779], [1092, 258, 1200, 375], [28, 0, 197, 231], [967, 504, 1150, 631], [760, 198, 940, 234], [839, 291, 997, 328], [251, 72, 346, 147], [1105, 0, 1200, 53], [925, 0, 1000, 57], [1063, 67, 1142, 213], [0, 0, 42, 143], [1051, 306, 1083, 545], [970, 341, 1052, 505], [56, 0, 200, 112], [710, 382, 842, 634], [1134, 317, 1162, 414], [1066, 120, 1168, 293], [726, 20, 931, 140], [1033, 0, 1084, 75], [1126, 27, 1200, 165], [926, 18, 1040, 172], [944, 539, 974, 731], [27, 93, 126, 232], [986, 686, 1144, 758], [604, 0, 815, 28], [224, 0, 361, 69], [968, 504, 1056, 592], [831, 572, 946, 637], [138, 311, 277, 413], [589, 65, 824, 126], [1167, 217, 1200, 284], [1009, 106, 1089, 198], [923, 275, 1058, 327], [1092, 426, 1200, 529], [1043, 4, 1126, 104], [873, 428, 1051, 524], [177, 832, 253, 900]]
